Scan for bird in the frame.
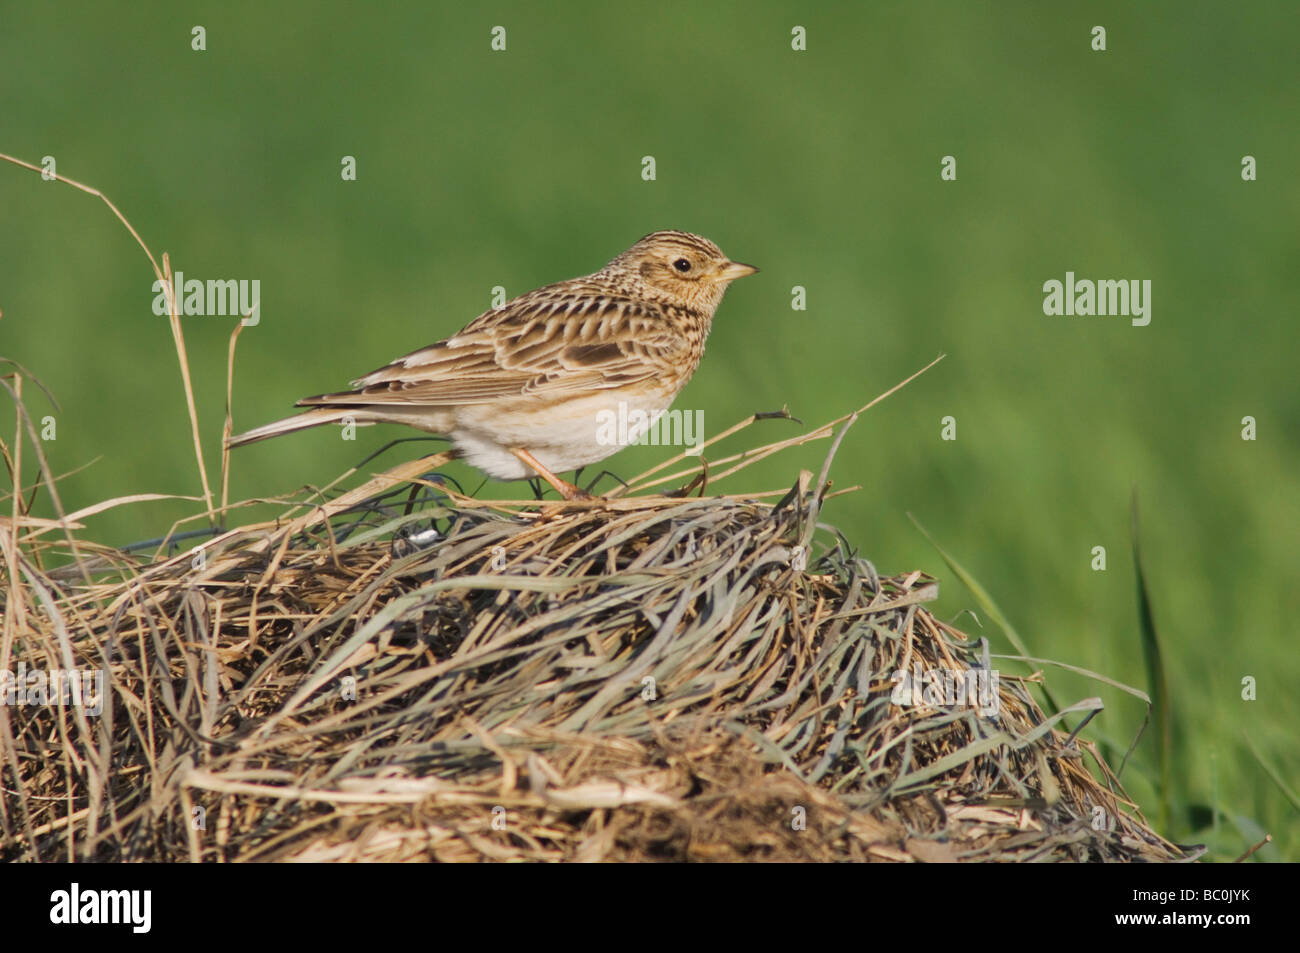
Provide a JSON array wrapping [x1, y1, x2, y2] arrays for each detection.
[[228, 230, 757, 499]]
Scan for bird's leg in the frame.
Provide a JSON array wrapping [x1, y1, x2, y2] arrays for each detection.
[[510, 448, 595, 501], [581, 469, 630, 495]]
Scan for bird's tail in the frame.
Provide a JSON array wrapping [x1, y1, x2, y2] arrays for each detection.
[[226, 407, 361, 448]]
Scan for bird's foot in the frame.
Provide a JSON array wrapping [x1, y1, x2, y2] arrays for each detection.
[[559, 481, 598, 501], [511, 448, 601, 502]]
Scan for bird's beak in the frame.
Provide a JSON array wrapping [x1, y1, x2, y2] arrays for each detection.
[[717, 260, 759, 281]]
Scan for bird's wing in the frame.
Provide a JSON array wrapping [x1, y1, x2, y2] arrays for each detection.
[[297, 288, 691, 409]]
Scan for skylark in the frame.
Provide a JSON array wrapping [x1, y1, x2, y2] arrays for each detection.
[[228, 231, 757, 499]]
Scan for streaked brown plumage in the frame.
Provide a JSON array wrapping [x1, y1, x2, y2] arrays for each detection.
[[228, 230, 756, 498]]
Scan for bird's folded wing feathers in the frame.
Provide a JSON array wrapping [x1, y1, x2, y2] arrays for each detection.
[[297, 294, 688, 409]]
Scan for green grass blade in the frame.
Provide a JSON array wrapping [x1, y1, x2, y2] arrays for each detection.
[[1130, 489, 1172, 834]]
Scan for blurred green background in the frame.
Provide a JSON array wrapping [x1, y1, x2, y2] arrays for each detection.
[[2, 2, 1296, 859]]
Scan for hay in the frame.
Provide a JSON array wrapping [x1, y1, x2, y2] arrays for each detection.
[[2, 160, 1195, 861], [2, 409, 1195, 862]]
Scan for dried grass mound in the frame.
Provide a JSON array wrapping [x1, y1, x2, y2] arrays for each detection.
[[2, 166, 1192, 861], [3, 443, 1193, 862]]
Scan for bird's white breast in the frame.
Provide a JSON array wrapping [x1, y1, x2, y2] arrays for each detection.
[[449, 385, 681, 481]]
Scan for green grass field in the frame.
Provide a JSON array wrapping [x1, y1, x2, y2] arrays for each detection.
[[2, 1, 1296, 859]]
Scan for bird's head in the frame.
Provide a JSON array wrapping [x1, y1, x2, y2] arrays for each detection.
[[609, 230, 757, 313]]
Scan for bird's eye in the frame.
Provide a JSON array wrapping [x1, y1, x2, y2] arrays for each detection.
[[673, 258, 692, 273]]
